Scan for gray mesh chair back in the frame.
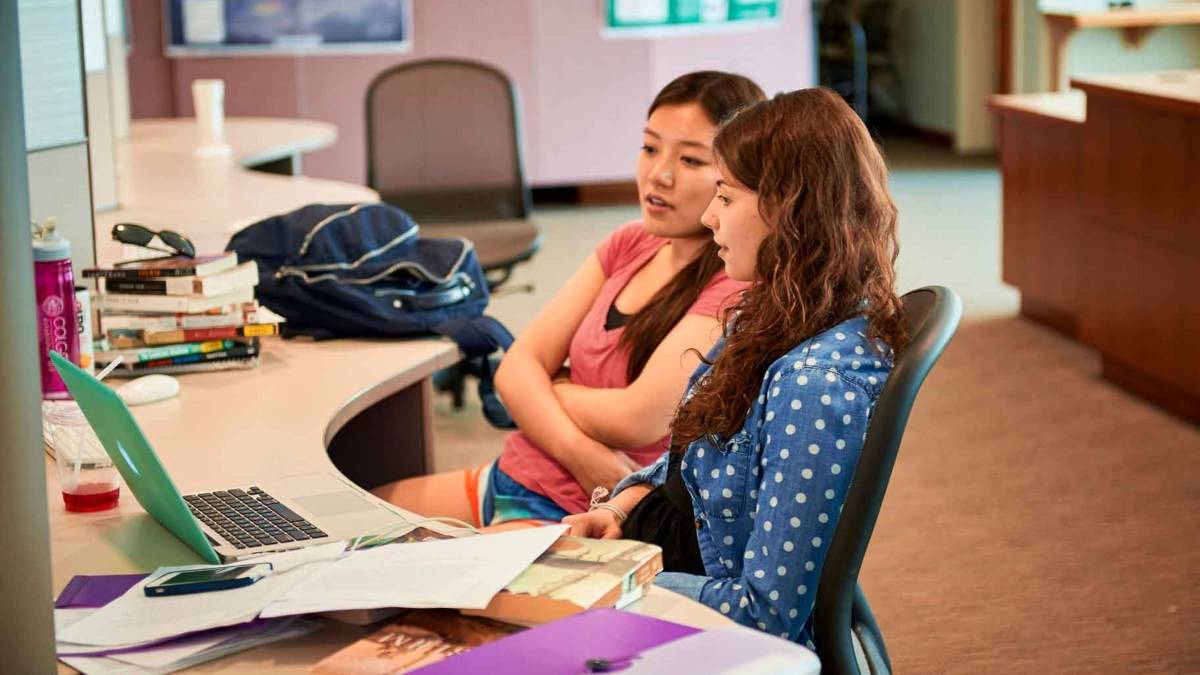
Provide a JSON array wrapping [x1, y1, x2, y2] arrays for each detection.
[[813, 286, 962, 675], [366, 59, 532, 223]]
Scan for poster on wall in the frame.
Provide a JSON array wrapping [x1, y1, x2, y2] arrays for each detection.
[[604, 0, 781, 37], [165, 0, 412, 56]]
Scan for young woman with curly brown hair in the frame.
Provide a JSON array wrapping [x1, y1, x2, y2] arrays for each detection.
[[564, 88, 907, 647]]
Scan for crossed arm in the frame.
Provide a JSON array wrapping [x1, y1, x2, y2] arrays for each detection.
[[494, 253, 720, 492]]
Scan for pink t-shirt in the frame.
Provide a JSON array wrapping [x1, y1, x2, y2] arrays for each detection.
[[497, 221, 748, 513]]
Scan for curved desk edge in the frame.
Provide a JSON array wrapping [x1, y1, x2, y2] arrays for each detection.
[[322, 342, 461, 449]]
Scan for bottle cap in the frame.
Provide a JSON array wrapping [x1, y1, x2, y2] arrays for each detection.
[[33, 237, 71, 262], [32, 217, 71, 262]]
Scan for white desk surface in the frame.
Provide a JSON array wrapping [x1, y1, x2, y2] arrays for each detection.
[[53, 117, 732, 671], [93, 117, 379, 262], [988, 91, 1087, 124]]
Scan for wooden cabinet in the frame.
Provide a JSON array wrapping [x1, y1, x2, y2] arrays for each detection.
[[991, 73, 1200, 423], [990, 93, 1086, 335], [1075, 73, 1200, 422]]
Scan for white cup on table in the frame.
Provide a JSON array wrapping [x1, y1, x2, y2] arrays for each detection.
[[191, 78, 231, 156]]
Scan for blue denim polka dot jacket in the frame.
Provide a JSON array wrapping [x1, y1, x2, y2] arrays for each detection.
[[613, 315, 893, 646]]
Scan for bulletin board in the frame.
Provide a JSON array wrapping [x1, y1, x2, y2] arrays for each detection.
[[604, 0, 781, 37], [165, 0, 412, 57]]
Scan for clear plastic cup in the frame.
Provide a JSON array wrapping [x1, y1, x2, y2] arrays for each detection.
[[44, 401, 120, 512]]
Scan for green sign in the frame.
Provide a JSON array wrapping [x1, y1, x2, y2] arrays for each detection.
[[607, 0, 780, 30]]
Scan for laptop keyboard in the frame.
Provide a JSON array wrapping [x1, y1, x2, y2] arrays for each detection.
[[183, 486, 328, 550]]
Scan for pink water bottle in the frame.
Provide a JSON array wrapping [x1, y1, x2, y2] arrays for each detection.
[[33, 219, 79, 400]]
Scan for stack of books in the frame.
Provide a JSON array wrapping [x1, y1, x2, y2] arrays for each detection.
[[83, 252, 281, 376]]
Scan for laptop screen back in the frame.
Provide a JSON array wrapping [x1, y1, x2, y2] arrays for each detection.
[[50, 353, 219, 564]]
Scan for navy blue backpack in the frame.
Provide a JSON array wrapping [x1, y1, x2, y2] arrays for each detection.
[[226, 202, 514, 425]]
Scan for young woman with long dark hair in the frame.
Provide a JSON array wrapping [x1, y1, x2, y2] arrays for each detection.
[[374, 72, 765, 527]]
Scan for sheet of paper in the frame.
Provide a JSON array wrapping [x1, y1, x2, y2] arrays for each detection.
[[59, 655, 148, 675], [261, 525, 568, 618], [56, 607, 97, 633], [62, 618, 318, 675], [111, 617, 316, 670], [623, 626, 821, 675], [58, 544, 345, 647]]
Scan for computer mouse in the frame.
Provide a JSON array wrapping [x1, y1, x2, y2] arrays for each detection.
[[117, 374, 181, 406]]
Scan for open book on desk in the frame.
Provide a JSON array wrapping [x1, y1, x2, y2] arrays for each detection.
[[311, 609, 522, 675], [463, 536, 663, 626]]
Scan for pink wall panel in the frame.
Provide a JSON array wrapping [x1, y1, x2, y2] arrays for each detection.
[[172, 57, 302, 120], [293, 0, 536, 184], [648, 8, 815, 100], [530, 1, 653, 185], [126, 0, 175, 117], [127, 0, 813, 187]]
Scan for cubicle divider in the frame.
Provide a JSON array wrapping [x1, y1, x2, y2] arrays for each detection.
[[1, 1, 58, 669]]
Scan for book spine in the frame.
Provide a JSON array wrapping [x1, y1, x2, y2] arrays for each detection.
[[83, 266, 199, 279], [134, 342, 259, 369], [116, 356, 260, 376], [97, 339, 237, 364], [144, 323, 277, 346], [81, 253, 238, 280], [95, 293, 192, 313], [101, 311, 249, 332], [96, 287, 253, 314], [194, 262, 258, 297], [100, 278, 181, 295], [133, 338, 234, 363]]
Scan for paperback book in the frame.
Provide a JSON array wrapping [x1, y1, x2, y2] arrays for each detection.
[[462, 537, 663, 627], [99, 301, 281, 333], [310, 610, 521, 675], [143, 323, 279, 346], [82, 252, 238, 279], [93, 286, 255, 315], [103, 356, 260, 378], [133, 342, 260, 370], [96, 338, 252, 364], [98, 261, 258, 297]]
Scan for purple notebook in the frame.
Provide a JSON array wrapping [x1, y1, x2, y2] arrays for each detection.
[[412, 608, 700, 675]]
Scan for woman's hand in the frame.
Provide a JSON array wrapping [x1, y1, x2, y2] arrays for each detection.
[[563, 509, 622, 539], [562, 445, 639, 497]]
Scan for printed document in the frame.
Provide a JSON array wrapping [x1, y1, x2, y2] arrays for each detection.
[[262, 525, 568, 617]]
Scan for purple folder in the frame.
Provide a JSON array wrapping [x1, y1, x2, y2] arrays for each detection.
[[53, 573, 272, 658], [412, 608, 700, 675], [55, 573, 148, 608]]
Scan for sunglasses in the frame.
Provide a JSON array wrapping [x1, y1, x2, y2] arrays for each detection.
[[111, 223, 196, 258]]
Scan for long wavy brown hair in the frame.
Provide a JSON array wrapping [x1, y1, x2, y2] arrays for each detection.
[[670, 88, 907, 449], [620, 71, 765, 381]]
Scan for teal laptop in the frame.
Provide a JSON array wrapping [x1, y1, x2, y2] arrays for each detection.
[[51, 352, 219, 563], [50, 352, 410, 564]]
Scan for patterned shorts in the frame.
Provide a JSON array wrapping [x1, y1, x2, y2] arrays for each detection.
[[465, 459, 569, 528]]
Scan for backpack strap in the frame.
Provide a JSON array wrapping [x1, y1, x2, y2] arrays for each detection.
[[433, 316, 517, 429], [433, 315, 513, 357]]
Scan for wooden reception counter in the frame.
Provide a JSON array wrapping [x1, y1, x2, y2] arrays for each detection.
[[991, 71, 1199, 423]]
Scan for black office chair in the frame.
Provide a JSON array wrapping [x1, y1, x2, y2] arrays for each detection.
[[815, 0, 869, 120], [812, 286, 962, 675], [365, 58, 542, 290], [367, 59, 542, 408]]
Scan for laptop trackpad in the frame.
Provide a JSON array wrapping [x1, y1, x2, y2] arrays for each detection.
[[293, 491, 377, 517]]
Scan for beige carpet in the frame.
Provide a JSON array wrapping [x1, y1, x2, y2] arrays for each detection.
[[430, 138, 1200, 673]]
